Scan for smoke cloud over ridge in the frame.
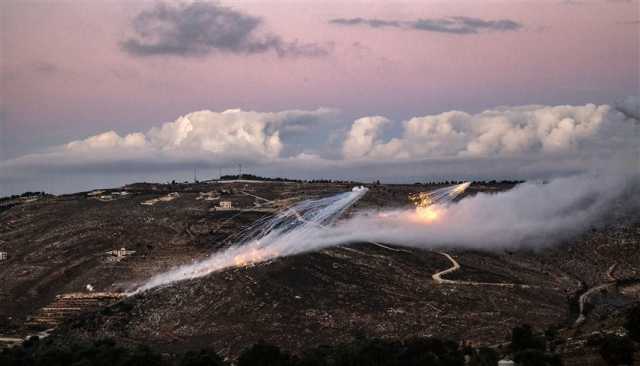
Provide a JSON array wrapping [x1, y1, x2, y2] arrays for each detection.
[[131, 168, 638, 294]]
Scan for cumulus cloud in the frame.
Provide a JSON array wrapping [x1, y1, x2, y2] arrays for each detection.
[[342, 103, 636, 161], [1, 108, 335, 174], [122, 2, 328, 57], [329, 16, 522, 34], [1, 99, 638, 196], [342, 116, 390, 159], [615, 95, 640, 121]]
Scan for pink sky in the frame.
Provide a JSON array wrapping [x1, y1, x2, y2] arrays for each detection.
[[1, 0, 638, 160]]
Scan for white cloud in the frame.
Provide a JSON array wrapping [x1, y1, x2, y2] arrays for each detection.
[[66, 131, 147, 151], [342, 116, 391, 159], [59, 108, 337, 163], [342, 103, 633, 161], [0, 108, 336, 178], [1, 99, 637, 196]]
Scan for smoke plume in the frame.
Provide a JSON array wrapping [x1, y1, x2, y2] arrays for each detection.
[[131, 166, 638, 294]]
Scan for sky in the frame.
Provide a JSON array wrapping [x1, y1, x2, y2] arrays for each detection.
[[1, 0, 639, 195]]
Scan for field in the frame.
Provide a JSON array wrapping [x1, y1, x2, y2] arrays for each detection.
[[1, 180, 638, 364]]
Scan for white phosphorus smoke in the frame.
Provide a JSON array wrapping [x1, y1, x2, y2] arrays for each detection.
[[131, 171, 638, 295], [130, 186, 369, 294]]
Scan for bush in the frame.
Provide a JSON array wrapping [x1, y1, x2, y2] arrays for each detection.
[[467, 347, 499, 366], [510, 324, 545, 353], [238, 342, 295, 366], [624, 303, 640, 342], [0, 338, 167, 366], [513, 349, 562, 366], [599, 335, 634, 366], [179, 349, 225, 366], [296, 337, 465, 366]]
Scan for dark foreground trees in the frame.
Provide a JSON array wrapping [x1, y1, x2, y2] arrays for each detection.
[[509, 324, 562, 366], [1, 335, 499, 366]]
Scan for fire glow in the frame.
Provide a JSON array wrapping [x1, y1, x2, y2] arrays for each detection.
[[130, 187, 369, 294], [233, 246, 279, 267], [402, 182, 471, 223], [129, 175, 630, 295]]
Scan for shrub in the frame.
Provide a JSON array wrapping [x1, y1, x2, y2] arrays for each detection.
[[624, 303, 640, 342], [238, 342, 295, 366], [179, 349, 226, 366], [599, 335, 634, 366], [511, 324, 545, 353]]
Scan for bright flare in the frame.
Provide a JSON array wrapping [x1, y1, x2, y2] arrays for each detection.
[[415, 206, 440, 222], [408, 182, 471, 223]]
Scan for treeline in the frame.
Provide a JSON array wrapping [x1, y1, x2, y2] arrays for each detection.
[[219, 174, 302, 182], [0, 328, 565, 366], [219, 174, 363, 185], [0, 191, 47, 203], [1, 336, 495, 366], [2, 310, 639, 366]]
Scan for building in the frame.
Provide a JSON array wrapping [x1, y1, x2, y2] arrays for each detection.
[[219, 201, 233, 209], [498, 360, 515, 366], [106, 247, 136, 258], [0, 251, 7, 261]]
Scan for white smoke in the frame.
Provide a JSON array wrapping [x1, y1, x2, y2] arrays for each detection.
[[328, 173, 637, 249], [130, 186, 369, 294], [131, 166, 638, 294]]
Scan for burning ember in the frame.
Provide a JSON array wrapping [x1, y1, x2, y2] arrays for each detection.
[[408, 182, 471, 223], [233, 246, 279, 267]]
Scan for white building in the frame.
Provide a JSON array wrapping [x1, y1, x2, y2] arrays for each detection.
[[0, 251, 7, 261], [106, 247, 136, 257], [498, 360, 515, 366], [219, 201, 233, 209]]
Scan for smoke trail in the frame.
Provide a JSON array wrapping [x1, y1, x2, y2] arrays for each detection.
[[131, 171, 637, 294], [286, 172, 638, 251], [130, 187, 369, 294]]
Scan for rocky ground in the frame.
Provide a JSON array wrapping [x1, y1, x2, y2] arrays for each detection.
[[1, 180, 638, 364]]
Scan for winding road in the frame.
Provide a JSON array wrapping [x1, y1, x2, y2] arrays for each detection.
[[431, 251, 542, 289], [573, 263, 618, 327]]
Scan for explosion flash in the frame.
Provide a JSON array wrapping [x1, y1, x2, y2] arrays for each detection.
[[408, 182, 471, 223], [130, 187, 368, 294], [130, 184, 474, 294], [233, 246, 279, 267]]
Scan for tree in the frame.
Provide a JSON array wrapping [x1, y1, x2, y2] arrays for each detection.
[[468, 347, 499, 366], [599, 335, 634, 366], [180, 349, 226, 366], [624, 303, 640, 342], [238, 342, 295, 366], [511, 324, 545, 353], [513, 349, 561, 366]]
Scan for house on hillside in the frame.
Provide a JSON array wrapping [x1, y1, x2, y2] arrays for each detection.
[[106, 247, 136, 258], [219, 201, 233, 209], [0, 251, 7, 261]]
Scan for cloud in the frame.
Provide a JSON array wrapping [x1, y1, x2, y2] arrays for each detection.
[[1, 99, 637, 196], [329, 16, 522, 34], [342, 103, 637, 161], [1, 108, 335, 174], [615, 95, 640, 121], [329, 18, 401, 28], [122, 2, 328, 57], [342, 116, 390, 159]]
